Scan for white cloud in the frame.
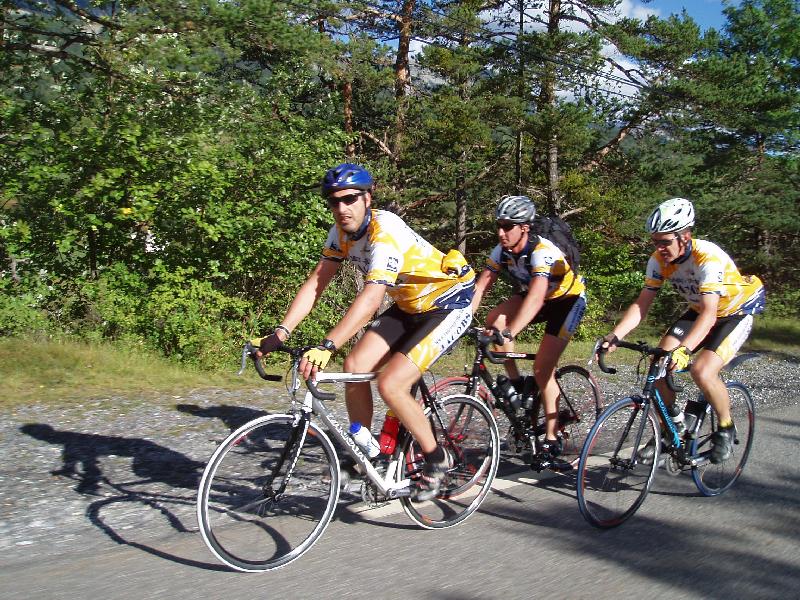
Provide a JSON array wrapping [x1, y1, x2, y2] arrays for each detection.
[[617, 0, 661, 21]]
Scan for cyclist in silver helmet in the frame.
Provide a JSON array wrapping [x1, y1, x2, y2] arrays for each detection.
[[472, 195, 587, 472]]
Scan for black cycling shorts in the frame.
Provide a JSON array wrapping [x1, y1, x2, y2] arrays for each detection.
[[513, 293, 586, 341], [367, 303, 473, 371], [666, 310, 754, 365]]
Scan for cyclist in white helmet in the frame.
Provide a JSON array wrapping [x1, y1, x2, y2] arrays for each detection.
[[599, 197, 765, 463], [472, 195, 587, 472]]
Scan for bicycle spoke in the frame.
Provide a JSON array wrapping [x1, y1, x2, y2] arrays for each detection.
[[198, 416, 339, 571], [400, 394, 499, 529], [577, 398, 659, 528], [691, 382, 755, 496]]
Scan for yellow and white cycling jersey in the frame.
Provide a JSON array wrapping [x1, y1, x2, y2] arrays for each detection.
[[486, 236, 585, 300], [322, 209, 475, 314], [645, 238, 765, 318]]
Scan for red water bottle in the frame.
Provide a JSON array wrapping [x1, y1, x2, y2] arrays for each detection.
[[378, 410, 400, 454]]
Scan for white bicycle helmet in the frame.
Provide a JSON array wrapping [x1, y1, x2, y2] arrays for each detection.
[[646, 197, 695, 233], [495, 195, 535, 224]]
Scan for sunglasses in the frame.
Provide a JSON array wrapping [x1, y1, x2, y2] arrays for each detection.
[[652, 236, 677, 248], [497, 221, 519, 232], [326, 191, 365, 207]]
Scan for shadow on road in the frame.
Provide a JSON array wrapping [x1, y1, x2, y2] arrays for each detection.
[[176, 403, 268, 432], [18, 422, 229, 571]]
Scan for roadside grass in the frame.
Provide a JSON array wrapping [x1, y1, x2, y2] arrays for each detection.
[[2, 315, 796, 409], [0, 337, 268, 410]]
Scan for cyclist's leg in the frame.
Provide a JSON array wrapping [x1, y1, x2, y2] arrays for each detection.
[[485, 294, 524, 379], [378, 354, 436, 450], [691, 350, 728, 419], [381, 304, 473, 451], [535, 333, 568, 440], [536, 294, 585, 441], [384, 305, 473, 499], [653, 332, 684, 410], [690, 314, 753, 463], [343, 328, 393, 428], [656, 311, 698, 410]]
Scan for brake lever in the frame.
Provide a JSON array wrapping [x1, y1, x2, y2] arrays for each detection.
[[238, 343, 253, 376], [587, 338, 602, 367]]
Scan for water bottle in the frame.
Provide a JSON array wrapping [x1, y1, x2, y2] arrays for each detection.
[[378, 410, 400, 455], [682, 399, 705, 434], [520, 376, 537, 411], [350, 422, 380, 458], [667, 403, 686, 436], [495, 375, 522, 411]]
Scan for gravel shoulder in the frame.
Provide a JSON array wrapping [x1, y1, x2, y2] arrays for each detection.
[[1, 351, 797, 567]]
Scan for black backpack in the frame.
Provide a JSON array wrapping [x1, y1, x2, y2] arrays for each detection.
[[530, 214, 581, 274]]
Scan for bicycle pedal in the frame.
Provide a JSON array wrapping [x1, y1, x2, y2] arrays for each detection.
[[664, 455, 683, 476]]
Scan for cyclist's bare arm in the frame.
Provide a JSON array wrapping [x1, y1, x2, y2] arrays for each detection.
[[608, 287, 658, 350], [506, 275, 547, 337], [681, 293, 719, 352], [471, 268, 498, 314], [324, 281, 386, 349], [279, 259, 340, 332]]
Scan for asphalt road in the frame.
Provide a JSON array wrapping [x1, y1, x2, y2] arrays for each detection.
[[2, 402, 798, 600]]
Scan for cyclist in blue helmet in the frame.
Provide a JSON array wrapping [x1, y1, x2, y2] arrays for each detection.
[[321, 163, 374, 196], [255, 163, 476, 501]]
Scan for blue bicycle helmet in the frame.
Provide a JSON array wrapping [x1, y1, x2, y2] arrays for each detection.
[[321, 163, 374, 197]]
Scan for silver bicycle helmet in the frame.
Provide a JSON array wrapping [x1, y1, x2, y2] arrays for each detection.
[[646, 197, 695, 233], [495, 195, 535, 224]]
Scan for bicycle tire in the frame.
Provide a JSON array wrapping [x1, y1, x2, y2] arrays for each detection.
[[555, 365, 603, 462], [691, 382, 755, 496], [429, 375, 518, 454], [197, 414, 339, 571], [400, 394, 499, 529], [576, 397, 660, 528]]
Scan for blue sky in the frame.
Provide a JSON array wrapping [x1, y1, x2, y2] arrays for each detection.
[[630, 1, 737, 31]]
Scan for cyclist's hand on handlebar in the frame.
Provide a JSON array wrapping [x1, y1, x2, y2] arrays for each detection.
[[484, 327, 513, 347], [252, 333, 282, 358], [598, 333, 619, 354], [299, 339, 335, 379], [670, 346, 692, 371]]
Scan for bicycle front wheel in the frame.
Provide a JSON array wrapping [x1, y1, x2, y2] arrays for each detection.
[[691, 382, 755, 496], [429, 375, 516, 453], [197, 414, 339, 571], [576, 397, 660, 528], [555, 365, 603, 462], [400, 394, 499, 529]]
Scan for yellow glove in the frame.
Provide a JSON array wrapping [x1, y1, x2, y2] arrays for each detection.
[[303, 347, 332, 371], [441, 249, 469, 277], [671, 346, 692, 371]]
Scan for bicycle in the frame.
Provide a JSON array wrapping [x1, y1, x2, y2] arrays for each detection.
[[576, 340, 755, 528], [428, 327, 602, 468], [197, 341, 500, 572]]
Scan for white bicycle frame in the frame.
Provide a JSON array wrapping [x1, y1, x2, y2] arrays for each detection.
[[292, 370, 414, 499]]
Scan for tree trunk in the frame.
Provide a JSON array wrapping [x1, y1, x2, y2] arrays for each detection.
[[344, 80, 355, 158], [392, 0, 415, 160], [455, 170, 467, 253], [515, 0, 525, 190], [540, 0, 562, 214]]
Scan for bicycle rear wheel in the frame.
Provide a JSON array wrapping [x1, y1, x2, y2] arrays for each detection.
[[197, 414, 339, 571], [555, 365, 603, 462], [691, 382, 755, 496], [576, 397, 660, 528], [400, 394, 499, 529]]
